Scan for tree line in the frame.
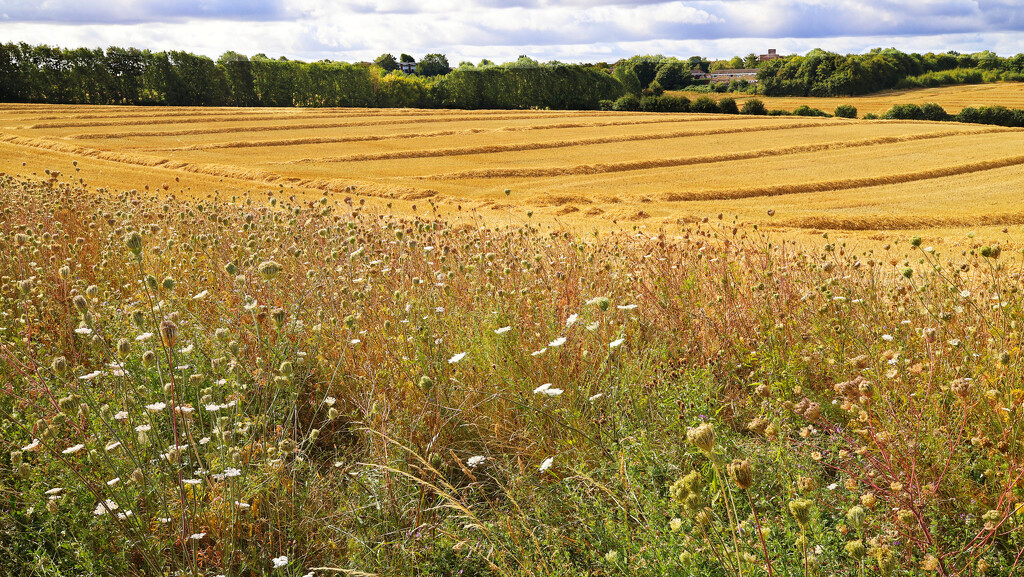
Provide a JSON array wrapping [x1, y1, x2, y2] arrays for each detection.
[[756, 48, 1024, 97], [2, 42, 1023, 110], [0, 43, 622, 109]]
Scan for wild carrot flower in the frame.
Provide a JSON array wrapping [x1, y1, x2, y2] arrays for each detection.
[[448, 352, 467, 364], [539, 457, 554, 472], [467, 456, 486, 468], [272, 555, 289, 568]]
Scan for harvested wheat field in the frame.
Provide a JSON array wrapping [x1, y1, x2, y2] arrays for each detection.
[[676, 82, 1024, 115], [2, 103, 1024, 239]]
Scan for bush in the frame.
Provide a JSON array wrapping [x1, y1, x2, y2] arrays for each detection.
[[639, 95, 690, 112], [955, 105, 1023, 127], [718, 97, 739, 114], [642, 80, 665, 97], [792, 105, 830, 117], [598, 99, 615, 111], [864, 112, 879, 119], [833, 104, 857, 118], [689, 95, 719, 114], [612, 94, 640, 111], [882, 103, 925, 120], [740, 98, 767, 115], [920, 102, 949, 121], [767, 109, 792, 116]]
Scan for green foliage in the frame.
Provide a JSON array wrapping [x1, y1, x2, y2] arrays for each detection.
[[374, 53, 400, 72], [833, 103, 858, 118], [758, 48, 1024, 97], [956, 105, 1024, 127], [653, 60, 689, 90], [434, 65, 623, 110], [882, 103, 926, 120], [689, 95, 719, 113], [642, 79, 664, 97], [739, 98, 767, 115], [612, 93, 640, 111], [612, 66, 641, 96], [717, 97, 739, 114], [920, 102, 949, 121], [638, 94, 689, 112], [792, 104, 830, 117], [416, 53, 450, 77]]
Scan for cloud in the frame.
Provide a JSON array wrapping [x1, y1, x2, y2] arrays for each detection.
[[0, 0, 294, 24], [0, 0, 1022, 63]]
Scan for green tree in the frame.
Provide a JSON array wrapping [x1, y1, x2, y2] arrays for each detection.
[[613, 66, 641, 95], [416, 53, 450, 77], [400, 53, 415, 63], [833, 104, 857, 118], [374, 53, 399, 72], [740, 98, 767, 115], [654, 60, 688, 90]]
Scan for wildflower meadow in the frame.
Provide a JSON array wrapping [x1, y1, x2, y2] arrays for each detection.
[[2, 170, 1024, 576]]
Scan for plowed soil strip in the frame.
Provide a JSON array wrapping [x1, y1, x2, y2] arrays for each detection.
[[417, 127, 1011, 179]]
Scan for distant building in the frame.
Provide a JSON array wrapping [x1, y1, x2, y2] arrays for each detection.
[[707, 68, 758, 83], [690, 68, 708, 80], [398, 61, 416, 74], [759, 49, 781, 62]]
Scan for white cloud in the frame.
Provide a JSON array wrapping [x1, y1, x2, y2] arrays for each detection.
[[0, 1, 1021, 64]]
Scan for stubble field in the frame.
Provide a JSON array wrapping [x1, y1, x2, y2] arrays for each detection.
[[2, 100, 1024, 238], [4, 101, 1024, 576]]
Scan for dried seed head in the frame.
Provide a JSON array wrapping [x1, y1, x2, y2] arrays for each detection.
[[278, 438, 297, 453], [117, 338, 131, 358], [257, 260, 283, 280], [72, 294, 89, 315], [124, 231, 143, 257], [159, 320, 178, 347], [272, 308, 287, 327], [789, 498, 812, 528], [51, 356, 68, 375], [141, 350, 157, 368], [950, 378, 971, 399], [845, 540, 866, 560], [686, 423, 715, 454], [846, 505, 866, 530], [728, 459, 753, 490]]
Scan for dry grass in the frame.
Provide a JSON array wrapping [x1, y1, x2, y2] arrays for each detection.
[[1, 103, 1023, 240]]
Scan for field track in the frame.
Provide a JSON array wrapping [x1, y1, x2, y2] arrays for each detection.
[[1, 101, 1023, 237]]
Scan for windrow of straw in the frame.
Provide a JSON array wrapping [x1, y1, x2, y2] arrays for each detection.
[[662, 153, 1024, 202], [779, 212, 1024, 230], [0, 133, 419, 200], [417, 127, 1012, 180], [161, 117, 724, 151], [283, 120, 840, 164], [65, 112, 621, 140]]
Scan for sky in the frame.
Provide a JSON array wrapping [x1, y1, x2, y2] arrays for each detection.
[[0, 0, 1022, 64]]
